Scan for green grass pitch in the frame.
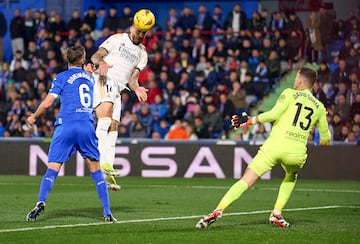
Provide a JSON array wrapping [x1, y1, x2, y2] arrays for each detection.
[[0, 176, 359, 243]]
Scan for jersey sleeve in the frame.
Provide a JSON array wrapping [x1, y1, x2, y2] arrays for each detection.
[[258, 88, 292, 123], [48, 75, 64, 97], [136, 45, 148, 71], [100, 34, 119, 53]]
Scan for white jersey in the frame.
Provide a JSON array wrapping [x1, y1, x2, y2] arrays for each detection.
[[100, 33, 148, 87]]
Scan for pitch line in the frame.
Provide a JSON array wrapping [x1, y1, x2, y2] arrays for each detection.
[[1, 182, 359, 193], [0, 205, 359, 234]]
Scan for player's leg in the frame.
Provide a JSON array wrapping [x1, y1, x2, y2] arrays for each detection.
[[27, 125, 73, 221], [86, 158, 117, 222], [26, 162, 62, 221], [95, 102, 113, 164], [77, 120, 116, 222], [196, 148, 273, 228], [93, 73, 115, 167], [106, 96, 121, 171], [269, 153, 306, 228]]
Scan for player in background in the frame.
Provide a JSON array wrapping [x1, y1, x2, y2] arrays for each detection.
[[26, 46, 116, 222], [196, 67, 330, 228], [91, 9, 155, 191]]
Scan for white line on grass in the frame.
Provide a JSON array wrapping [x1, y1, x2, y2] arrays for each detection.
[[1, 182, 359, 193], [1, 205, 359, 233]]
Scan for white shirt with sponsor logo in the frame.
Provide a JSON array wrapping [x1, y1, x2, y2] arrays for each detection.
[[100, 33, 148, 87]]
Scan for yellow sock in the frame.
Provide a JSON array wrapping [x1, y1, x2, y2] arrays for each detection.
[[216, 180, 248, 211], [273, 173, 297, 212]]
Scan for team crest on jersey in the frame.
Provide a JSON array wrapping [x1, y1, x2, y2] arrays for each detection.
[[138, 51, 142, 58], [279, 94, 286, 101]]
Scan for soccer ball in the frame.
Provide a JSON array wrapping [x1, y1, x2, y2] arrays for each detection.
[[133, 9, 155, 31]]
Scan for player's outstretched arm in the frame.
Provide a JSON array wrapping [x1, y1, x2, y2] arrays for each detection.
[[231, 112, 258, 128], [91, 47, 112, 76], [27, 94, 56, 125], [129, 68, 149, 102]]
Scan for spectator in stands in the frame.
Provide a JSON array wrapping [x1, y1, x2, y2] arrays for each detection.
[[344, 16, 359, 44], [10, 8, 25, 56], [218, 92, 235, 137], [164, 8, 178, 34], [0, 11, 6, 63], [306, 11, 323, 64], [177, 7, 196, 35], [269, 11, 285, 32], [317, 61, 333, 95], [89, 6, 105, 41], [332, 59, 350, 88], [287, 30, 301, 65], [167, 94, 185, 123], [350, 93, 360, 118], [345, 47, 359, 72], [266, 50, 280, 87], [339, 39, 352, 60], [248, 11, 264, 31], [211, 5, 223, 42], [203, 102, 223, 138], [82, 6, 97, 33], [102, 6, 119, 34], [227, 80, 247, 114], [118, 5, 132, 32], [94, 27, 111, 48], [312, 81, 328, 107], [153, 119, 170, 139], [67, 9, 82, 32], [166, 119, 189, 139], [48, 12, 66, 35], [347, 79, 359, 105], [195, 4, 213, 41], [319, 6, 335, 63], [9, 50, 29, 73], [130, 122, 147, 138], [150, 94, 167, 127], [223, 3, 248, 35], [334, 93, 351, 123], [253, 59, 270, 95], [23, 9, 36, 50]]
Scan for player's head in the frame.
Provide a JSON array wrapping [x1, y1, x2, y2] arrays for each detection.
[[130, 9, 155, 45], [67, 45, 85, 67], [294, 67, 318, 89]]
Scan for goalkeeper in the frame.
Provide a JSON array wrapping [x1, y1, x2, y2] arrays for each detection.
[[196, 67, 330, 228]]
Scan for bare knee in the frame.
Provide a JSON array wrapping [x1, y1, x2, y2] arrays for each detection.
[[95, 102, 113, 118], [109, 120, 119, 131]]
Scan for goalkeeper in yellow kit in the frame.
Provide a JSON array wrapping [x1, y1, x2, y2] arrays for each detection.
[[196, 67, 331, 228]]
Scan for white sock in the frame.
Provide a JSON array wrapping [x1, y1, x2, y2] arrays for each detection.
[[106, 131, 118, 167], [273, 209, 282, 216], [96, 118, 112, 165]]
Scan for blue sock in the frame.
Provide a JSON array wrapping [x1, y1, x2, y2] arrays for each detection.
[[91, 169, 111, 216], [38, 168, 59, 203]]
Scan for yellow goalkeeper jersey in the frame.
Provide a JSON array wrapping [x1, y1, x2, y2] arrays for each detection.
[[258, 88, 330, 154]]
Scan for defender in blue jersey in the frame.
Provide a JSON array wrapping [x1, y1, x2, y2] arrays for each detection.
[[26, 46, 116, 222]]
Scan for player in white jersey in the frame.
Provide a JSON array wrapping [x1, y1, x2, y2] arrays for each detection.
[[91, 9, 155, 191]]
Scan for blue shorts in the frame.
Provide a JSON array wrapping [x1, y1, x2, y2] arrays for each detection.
[[48, 120, 99, 163]]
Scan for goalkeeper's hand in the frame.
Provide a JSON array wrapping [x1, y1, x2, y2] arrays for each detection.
[[231, 112, 250, 128]]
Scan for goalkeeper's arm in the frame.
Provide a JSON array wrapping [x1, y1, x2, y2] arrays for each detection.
[[231, 112, 259, 128]]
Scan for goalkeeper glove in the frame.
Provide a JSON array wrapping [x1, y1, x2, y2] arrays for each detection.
[[231, 112, 257, 128]]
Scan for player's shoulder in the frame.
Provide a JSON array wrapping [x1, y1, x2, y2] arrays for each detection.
[[138, 43, 146, 52], [111, 33, 125, 39], [278, 88, 295, 101]]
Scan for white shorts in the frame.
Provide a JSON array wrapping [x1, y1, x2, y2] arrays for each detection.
[[93, 73, 124, 122]]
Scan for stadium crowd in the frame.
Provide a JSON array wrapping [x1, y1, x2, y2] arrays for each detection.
[[0, 4, 359, 143]]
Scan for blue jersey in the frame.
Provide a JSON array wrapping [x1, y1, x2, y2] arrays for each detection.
[[48, 67, 99, 163], [49, 67, 94, 124]]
